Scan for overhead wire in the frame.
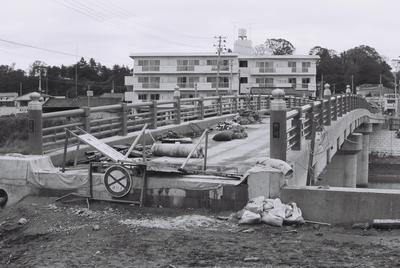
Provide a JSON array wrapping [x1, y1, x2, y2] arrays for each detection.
[[56, 0, 209, 49]]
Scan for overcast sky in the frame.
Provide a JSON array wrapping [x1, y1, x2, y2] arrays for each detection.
[[1, 0, 399, 71]]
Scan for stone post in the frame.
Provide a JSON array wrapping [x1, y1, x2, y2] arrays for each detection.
[[323, 83, 332, 126], [28, 92, 43, 155], [120, 103, 128, 136], [150, 100, 158, 129], [82, 107, 91, 132], [198, 97, 204, 120], [218, 95, 223, 116], [270, 88, 287, 161], [173, 86, 181, 124]]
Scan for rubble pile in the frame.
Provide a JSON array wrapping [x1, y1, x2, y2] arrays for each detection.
[[236, 196, 305, 227], [213, 121, 248, 141], [233, 110, 262, 125], [83, 143, 152, 163]]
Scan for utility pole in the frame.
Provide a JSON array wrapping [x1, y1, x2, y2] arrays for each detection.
[[111, 80, 115, 93], [380, 74, 383, 97], [351, 75, 354, 94], [229, 59, 233, 95], [75, 61, 78, 97], [320, 73, 323, 98], [214, 36, 227, 96], [19, 82, 22, 96]]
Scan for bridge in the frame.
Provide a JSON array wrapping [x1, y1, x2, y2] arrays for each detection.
[[3, 85, 395, 223]]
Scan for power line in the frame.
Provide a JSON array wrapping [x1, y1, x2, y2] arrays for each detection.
[[0, 38, 80, 58], [54, 0, 210, 48]]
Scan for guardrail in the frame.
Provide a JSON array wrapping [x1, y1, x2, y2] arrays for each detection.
[[27, 94, 313, 154]]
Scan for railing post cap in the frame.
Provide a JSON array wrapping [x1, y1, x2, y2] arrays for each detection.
[[28, 92, 42, 111], [324, 83, 332, 97], [173, 85, 180, 98], [30, 92, 41, 101], [271, 88, 285, 99], [346, 85, 351, 93]]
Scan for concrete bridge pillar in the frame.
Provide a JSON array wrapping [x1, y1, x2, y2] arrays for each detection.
[[319, 133, 363, 187], [355, 123, 373, 188], [270, 88, 287, 161]]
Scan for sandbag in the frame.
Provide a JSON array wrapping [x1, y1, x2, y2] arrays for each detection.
[[212, 130, 234, 141], [261, 212, 283, 227], [245, 196, 265, 214], [284, 203, 305, 224], [232, 132, 248, 139], [151, 143, 203, 158], [238, 210, 261, 225]]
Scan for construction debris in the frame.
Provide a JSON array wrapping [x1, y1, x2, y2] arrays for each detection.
[[372, 219, 400, 229], [213, 121, 248, 141], [234, 110, 262, 125], [237, 197, 305, 227]]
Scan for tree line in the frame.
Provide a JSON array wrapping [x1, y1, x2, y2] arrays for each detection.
[[0, 42, 397, 97], [255, 38, 396, 92], [0, 57, 131, 97]]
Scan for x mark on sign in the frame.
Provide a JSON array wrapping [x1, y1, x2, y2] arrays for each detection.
[[108, 173, 127, 188]]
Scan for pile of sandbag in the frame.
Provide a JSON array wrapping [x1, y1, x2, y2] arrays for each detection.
[[236, 196, 304, 227], [213, 121, 248, 141]]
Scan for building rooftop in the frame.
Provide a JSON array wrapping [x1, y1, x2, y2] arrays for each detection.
[[129, 52, 239, 58], [238, 55, 319, 60]]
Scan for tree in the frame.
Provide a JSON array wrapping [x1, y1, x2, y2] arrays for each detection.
[[265, 38, 295, 55]]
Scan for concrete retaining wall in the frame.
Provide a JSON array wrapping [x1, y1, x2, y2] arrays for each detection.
[[281, 186, 400, 224], [369, 129, 400, 156]]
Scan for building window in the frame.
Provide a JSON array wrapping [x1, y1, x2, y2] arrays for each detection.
[[138, 60, 160, 71], [177, 59, 199, 71], [288, 78, 296, 88], [207, 77, 229, 88], [138, 94, 147, 101], [302, 78, 310, 88], [288, 61, 297, 72], [256, 77, 273, 87], [239, 60, 248, 67], [302, 62, 311, 72], [256, 61, 274, 73], [206, 59, 229, 71], [138, 77, 160, 88], [240, 77, 248, 84], [177, 76, 199, 88], [150, 94, 160, 100]]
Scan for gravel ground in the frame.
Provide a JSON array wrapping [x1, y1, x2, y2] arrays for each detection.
[[1, 196, 400, 267]]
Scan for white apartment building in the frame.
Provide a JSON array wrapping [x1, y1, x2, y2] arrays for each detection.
[[238, 55, 318, 96], [124, 30, 318, 103], [124, 53, 239, 103]]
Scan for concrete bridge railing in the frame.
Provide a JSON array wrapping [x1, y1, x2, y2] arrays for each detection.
[[27, 93, 312, 154], [270, 84, 374, 163]]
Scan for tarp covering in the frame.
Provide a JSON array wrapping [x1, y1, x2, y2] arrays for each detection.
[[0, 154, 87, 189]]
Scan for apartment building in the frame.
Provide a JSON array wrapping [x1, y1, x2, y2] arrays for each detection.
[[238, 55, 318, 96], [124, 30, 318, 103], [124, 53, 239, 103]]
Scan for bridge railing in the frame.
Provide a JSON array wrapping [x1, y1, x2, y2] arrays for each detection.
[[30, 94, 316, 154], [270, 86, 373, 161]]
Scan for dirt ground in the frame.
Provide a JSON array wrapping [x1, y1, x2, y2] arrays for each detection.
[[1, 196, 400, 267]]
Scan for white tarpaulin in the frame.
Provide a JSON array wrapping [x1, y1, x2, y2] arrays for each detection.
[[0, 154, 87, 190]]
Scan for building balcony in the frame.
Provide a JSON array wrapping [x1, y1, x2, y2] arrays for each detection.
[[250, 67, 316, 75], [133, 65, 238, 74], [131, 82, 218, 91]]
